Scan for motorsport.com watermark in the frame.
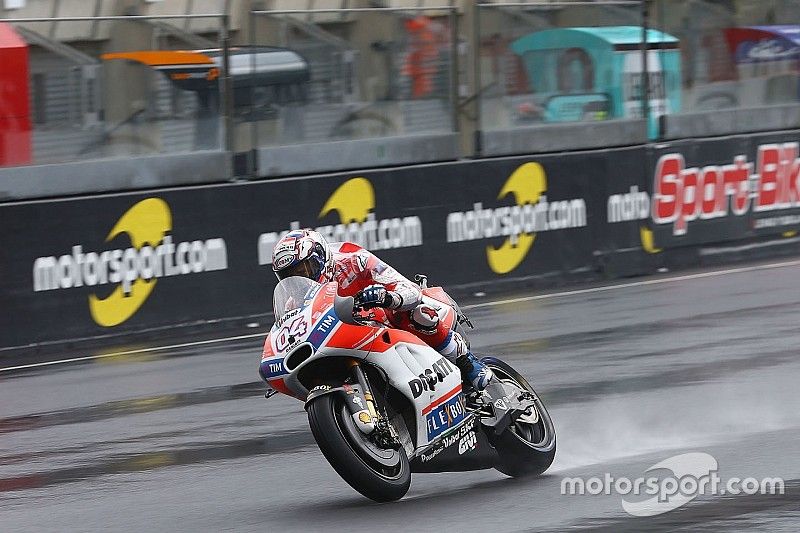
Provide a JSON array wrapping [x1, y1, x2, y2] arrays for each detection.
[[560, 452, 785, 517]]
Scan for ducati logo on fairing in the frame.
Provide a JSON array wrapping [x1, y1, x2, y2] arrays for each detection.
[[408, 357, 454, 398]]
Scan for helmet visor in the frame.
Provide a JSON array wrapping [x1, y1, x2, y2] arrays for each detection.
[[275, 257, 322, 281]]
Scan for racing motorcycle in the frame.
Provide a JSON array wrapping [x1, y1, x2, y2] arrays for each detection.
[[259, 275, 556, 502]]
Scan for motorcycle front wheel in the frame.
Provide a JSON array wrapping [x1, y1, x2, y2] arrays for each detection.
[[307, 393, 411, 502]]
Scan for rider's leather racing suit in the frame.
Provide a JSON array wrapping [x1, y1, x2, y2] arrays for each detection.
[[330, 242, 469, 365]]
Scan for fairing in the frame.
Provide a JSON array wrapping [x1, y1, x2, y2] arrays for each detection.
[[260, 278, 471, 450]]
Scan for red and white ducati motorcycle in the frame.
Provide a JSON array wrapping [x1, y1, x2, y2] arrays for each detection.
[[260, 276, 556, 502]]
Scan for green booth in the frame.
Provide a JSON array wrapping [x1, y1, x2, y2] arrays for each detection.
[[510, 26, 681, 139]]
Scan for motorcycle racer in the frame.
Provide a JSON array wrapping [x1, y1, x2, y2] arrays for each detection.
[[271, 229, 493, 391]]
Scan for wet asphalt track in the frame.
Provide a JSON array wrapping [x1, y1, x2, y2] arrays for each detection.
[[2, 260, 800, 532]]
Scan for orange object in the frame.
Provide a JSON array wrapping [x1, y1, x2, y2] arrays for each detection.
[[101, 50, 214, 66], [403, 16, 443, 98]]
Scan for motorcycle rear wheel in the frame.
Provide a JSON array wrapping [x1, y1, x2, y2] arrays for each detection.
[[307, 393, 411, 502], [482, 357, 556, 477]]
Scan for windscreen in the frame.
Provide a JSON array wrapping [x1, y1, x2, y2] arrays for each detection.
[[272, 276, 320, 319]]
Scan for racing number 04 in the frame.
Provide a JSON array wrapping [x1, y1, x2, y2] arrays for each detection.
[[275, 316, 308, 351]]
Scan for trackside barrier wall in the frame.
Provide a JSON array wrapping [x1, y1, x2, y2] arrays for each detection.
[[1, 147, 645, 350], [4, 129, 800, 350]]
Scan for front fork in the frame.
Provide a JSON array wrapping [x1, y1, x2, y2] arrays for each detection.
[[344, 360, 378, 435], [348, 360, 401, 450]]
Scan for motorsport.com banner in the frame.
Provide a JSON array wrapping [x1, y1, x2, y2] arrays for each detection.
[[5, 132, 800, 349]]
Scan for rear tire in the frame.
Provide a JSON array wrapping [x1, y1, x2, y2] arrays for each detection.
[[482, 357, 556, 477], [307, 393, 411, 502]]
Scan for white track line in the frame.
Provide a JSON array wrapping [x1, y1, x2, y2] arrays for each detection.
[[3, 258, 799, 373], [0, 332, 265, 373], [462, 258, 800, 310]]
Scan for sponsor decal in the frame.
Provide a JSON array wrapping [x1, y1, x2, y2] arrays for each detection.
[[458, 431, 477, 455], [260, 357, 287, 379], [358, 412, 372, 424], [408, 357, 455, 399], [736, 39, 800, 63], [419, 443, 446, 463], [446, 163, 587, 274], [258, 177, 423, 265], [442, 417, 475, 452], [424, 386, 465, 440], [606, 186, 662, 253], [607, 186, 651, 223], [494, 391, 516, 411], [754, 214, 800, 230], [274, 254, 294, 270], [652, 143, 800, 236], [419, 416, 476, 463], [308, 308, 339, 349], [304, 283, 324, 303], [352, 395, 364, 408], [32, 198, 228, 327], [275, 308, 300, 327], [373, 260, 388, 274], [169, 67, 219, 82]]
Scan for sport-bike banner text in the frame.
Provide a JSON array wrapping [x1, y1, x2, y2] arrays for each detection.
[[641, 131, 800, 248]]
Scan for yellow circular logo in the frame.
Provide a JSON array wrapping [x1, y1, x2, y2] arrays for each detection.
[[89, 198, 172, 327], [486, 162, 548, 274]]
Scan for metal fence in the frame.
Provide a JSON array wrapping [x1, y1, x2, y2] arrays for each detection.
[[246, 7, 457, 150], [2, 14, 228, 165], [649, 0, 800, 138], [3, 2, 800, 177], [474, 1, 650, 155]]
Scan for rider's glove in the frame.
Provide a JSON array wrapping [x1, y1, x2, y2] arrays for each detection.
[[354, 285, 396, 309]]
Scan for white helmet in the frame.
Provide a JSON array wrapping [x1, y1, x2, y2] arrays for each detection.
[[271, 229, 334, 283]]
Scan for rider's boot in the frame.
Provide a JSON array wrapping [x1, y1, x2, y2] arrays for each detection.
[[455, 352, 493, 391]]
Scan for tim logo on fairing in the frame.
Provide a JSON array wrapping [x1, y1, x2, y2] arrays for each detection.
[[308, 308, 339, 349]]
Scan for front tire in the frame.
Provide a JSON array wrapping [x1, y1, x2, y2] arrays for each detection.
[[483, 357, 556, 477], [307, 393, 411, 502]]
